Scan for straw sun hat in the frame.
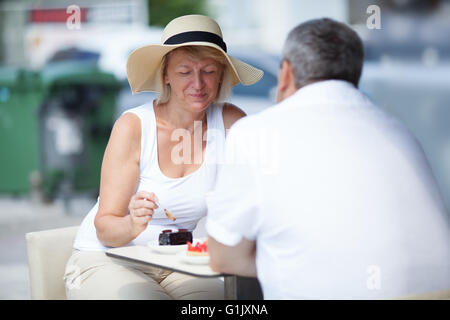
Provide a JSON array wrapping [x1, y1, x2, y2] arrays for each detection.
[[126, 14, 264, 94]]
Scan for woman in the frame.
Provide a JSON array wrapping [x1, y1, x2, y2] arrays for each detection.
[[63, 14, 263, 299]]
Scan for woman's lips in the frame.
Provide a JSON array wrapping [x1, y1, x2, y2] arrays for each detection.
[[190, 93, 206, 99]]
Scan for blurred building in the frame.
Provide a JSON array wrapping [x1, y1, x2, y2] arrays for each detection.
[[209, 0, 350, 54], [348, 0, 450, 62], [0, 0, 149, 69], [2, 0, 450, 66]]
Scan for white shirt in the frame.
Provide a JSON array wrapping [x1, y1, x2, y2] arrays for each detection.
[[206, 80, 450, 299], [74, 102, 226, 251]]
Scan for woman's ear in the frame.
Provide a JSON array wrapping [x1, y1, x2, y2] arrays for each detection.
[[276, 60, 296, 103], [164, 73, 169, 85]]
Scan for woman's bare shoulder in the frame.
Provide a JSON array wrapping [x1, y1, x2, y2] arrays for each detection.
[[112, 112, 141, 138], [222, 102, 246, 130], [106, 112, 141, 160]]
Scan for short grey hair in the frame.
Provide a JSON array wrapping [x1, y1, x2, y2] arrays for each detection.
[[282, 18, 364, 88]]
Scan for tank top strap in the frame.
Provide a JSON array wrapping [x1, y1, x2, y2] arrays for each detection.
[[205, 102, 226, 164], [122, 102, 157, 173], [206, 102, 225, 135]]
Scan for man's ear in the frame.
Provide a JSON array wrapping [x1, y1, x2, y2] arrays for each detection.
[[276, 60, 296, 103]]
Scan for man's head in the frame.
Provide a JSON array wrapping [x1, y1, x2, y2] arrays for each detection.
[[277, 18, 364, 102]]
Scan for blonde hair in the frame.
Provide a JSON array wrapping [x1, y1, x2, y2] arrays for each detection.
[[156, 46, 233, 104]]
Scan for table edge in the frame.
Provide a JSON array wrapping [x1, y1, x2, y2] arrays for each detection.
[[105, 251, 230, 279]]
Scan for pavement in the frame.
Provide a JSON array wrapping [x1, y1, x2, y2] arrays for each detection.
[[0, 195, 94, 299], [0, 193, 209, 300]]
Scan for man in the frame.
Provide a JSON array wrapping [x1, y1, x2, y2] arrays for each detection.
[[205, 18, 450, 299]]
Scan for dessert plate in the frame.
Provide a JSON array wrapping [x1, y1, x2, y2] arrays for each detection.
[[147, 240, 187, 254], [147, 238, 206, 255], [177, 251, 210, 265]]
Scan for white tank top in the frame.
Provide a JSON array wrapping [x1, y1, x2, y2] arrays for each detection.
[[73, 102, 226, 251]]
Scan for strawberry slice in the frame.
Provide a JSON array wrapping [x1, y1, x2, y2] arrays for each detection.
[[187, 240, 208, 253]]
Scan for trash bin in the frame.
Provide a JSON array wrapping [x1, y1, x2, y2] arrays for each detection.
[[0, 67, 42, 195], [0, 62, 121, 201]]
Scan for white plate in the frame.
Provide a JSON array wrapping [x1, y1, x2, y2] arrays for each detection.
[[177, 251, 210, 265], [147, 240, 187, 254]]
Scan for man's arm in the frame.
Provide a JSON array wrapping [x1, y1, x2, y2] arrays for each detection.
[[206, 118, 260, 278], [208, 235, 257, 277]]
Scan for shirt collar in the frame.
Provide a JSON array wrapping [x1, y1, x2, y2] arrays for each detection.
[[292, 79, 358, 103]]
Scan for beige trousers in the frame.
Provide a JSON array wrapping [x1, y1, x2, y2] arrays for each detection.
[[64, 249, 224, 300]]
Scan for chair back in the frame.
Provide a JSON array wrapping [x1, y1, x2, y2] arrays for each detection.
[[25, 226, 79, 299]]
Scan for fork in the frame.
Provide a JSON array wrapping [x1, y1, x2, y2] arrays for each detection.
[[153, 200, 176, 221]]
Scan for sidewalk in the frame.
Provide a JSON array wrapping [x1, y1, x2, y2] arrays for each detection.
[[0, 195, 92, 299]]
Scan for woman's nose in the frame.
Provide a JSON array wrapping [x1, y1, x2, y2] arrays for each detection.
[[192, 72, 204, 89]]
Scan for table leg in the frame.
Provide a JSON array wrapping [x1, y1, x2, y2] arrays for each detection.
[[235, 276, 264, 300], [224, 276, 237, 300]]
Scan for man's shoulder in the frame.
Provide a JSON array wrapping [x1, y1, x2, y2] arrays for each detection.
[[233, 98, 297, 128]]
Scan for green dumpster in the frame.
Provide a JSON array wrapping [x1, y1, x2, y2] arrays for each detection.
[[0, 67, 42, 195], [0, 62, 121, 200]]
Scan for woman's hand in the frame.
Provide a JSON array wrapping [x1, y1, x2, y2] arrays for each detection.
[[128, 191, 159, 238]]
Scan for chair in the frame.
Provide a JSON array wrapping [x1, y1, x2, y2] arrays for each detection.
[[25, 226, 79, 300], [23, 217, 206, 300]]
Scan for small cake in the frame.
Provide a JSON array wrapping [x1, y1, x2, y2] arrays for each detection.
[[187, 240, 209, 256], [158, 229, 193, 246]]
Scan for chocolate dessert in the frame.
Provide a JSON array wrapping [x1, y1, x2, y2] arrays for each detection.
[[158, 229, 193, 246]]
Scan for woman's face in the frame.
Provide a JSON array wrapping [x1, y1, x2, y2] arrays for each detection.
[[164, 49, 223, 111]]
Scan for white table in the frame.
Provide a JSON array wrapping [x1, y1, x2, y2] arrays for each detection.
[[105, 245, 239, 299]]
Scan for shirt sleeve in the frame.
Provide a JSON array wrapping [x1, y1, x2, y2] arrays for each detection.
[[205, 121, 262, 246]]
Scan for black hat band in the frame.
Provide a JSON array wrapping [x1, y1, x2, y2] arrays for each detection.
[[163, 31, 227, 52]]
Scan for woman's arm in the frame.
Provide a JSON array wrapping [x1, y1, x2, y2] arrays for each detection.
[[94, 113, 156, 247]]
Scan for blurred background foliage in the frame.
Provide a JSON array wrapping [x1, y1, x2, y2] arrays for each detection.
[[147, 0, 208, 27]]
